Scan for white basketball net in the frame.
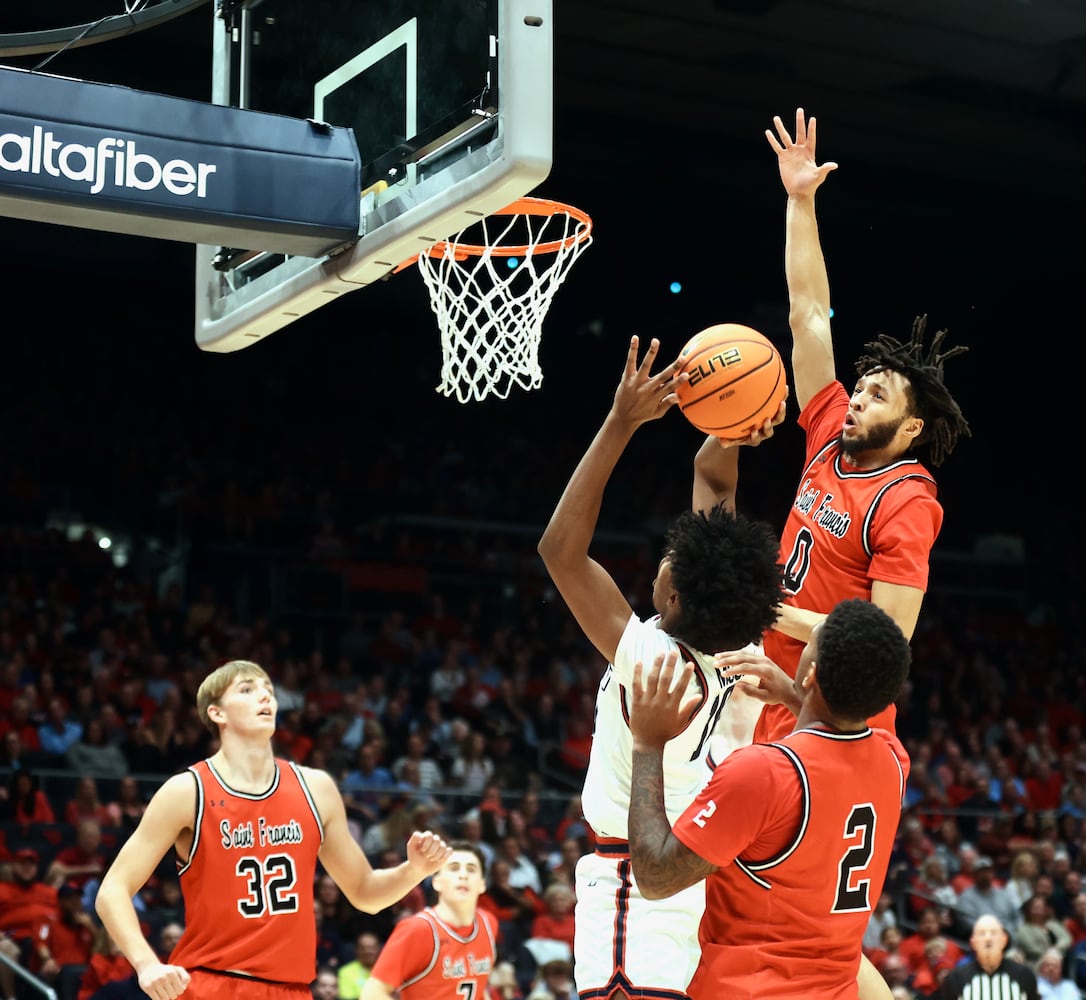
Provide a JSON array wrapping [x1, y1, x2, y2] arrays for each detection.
[[416, 202, 593, 402]]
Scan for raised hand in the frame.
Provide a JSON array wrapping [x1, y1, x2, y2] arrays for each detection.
[[630, 650, 699, 750], [404, 830, 453, 877], [611, 335, 681, 426], [766, 108, 838, 198]]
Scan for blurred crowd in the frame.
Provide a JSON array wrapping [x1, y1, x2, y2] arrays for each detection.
[[0, 353, 1083, 1000]]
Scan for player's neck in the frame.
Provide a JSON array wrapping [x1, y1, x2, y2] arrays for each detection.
[[839, 445, 902, 471], [434, 898, 476, 929], [211, 740, 276, 792]]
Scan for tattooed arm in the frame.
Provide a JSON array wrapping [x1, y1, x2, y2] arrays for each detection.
[[628, 652, 718, 899], [629, 744, 717, 898]]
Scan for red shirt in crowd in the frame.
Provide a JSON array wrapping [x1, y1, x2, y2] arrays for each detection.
[[0, 880, 58, 940], [78, 952, 134, 1000]]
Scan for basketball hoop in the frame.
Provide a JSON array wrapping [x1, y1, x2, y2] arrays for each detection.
[[413, 196, 593, 402]]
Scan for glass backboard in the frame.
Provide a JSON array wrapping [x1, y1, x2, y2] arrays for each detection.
[[195, 0, 552, 352]]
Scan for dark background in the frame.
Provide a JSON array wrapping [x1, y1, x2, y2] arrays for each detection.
[[0, 0, 1081, 611]]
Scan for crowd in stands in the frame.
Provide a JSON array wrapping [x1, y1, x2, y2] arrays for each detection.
[[2, 522, 1084, 999], [0, 325, 1082, 999]]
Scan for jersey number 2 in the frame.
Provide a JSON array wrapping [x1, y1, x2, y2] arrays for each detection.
[[832, 804, 876, 913], [236, 854, 299, 917]]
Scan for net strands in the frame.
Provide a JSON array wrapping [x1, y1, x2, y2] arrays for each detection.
[[417, 200, 593, 402]]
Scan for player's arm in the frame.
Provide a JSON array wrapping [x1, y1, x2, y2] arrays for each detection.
[[307, 768, 450, 913], [773, 580, 924, 646], [359, 975, 397, 1000], [691, 402, 788, 514], [95, 773, 194, 1000], [766, 109, 839, 412], [857, 953, 894, 1000], [539, 335, 679, 663], [627, 652, 717, 899]]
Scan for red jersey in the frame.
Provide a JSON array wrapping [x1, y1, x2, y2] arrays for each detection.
[[170, 759, 323, 984], [370, 907, 498, 1000], [675, 726, 909, 1000], [759, 381, 941, 742], [33, 914, 95, 967], [78, 953, 135, 1000], [0, 881, 58, 939]]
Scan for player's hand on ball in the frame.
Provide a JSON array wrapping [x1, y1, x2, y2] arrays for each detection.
[[720, 393, 789, 448], [405, 830, 453, 876], [137, 961, 191, 1000], [630, 651, 699, 750]]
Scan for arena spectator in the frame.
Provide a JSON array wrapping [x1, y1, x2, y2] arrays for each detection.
[[0, 695, 42, 753], [878, 953, 913, 996], [1005, 850, 1041, 914], [390, 731, 445, 792], [65, 720, 128, 779], [458, 812, 497, 869], [76, 926, 138, 1000], [312, 965, 340, 1000], [337, 932, 382, 1000], [1036, 947, 1078, 1000], [104, 777, 147, 832], [1017, 893, 1073, 967], [864, 892, 899, 953], [450, 731, 496, 796], [1026, 759, 1064, 813], [3, 769, 56, 824], [154, 922, 184, 962], [30, 881, 96, 1000], [495, 835, 543, 897], [955, 856, 1022, 936], [949, 844, 980, 895], [314, 897, 351, 971], [900, 908, 963, 983], [908, 857, 959, 926], [342, 742, 397, 826], [46, 819, 108, 891], [37, 697, 83, 764], [479, 858, 543, 960], [63, 777, 114, 827], [0, 849, 58, 953], [529, 883, 575, 953]]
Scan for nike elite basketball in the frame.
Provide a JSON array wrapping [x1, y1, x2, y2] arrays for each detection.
[[675, 323, 787, 440]]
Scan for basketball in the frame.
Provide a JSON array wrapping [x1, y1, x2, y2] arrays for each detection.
[[674, 324, 787, 440]]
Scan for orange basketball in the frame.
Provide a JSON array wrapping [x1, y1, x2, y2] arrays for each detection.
[[675, 323, 787, 440]]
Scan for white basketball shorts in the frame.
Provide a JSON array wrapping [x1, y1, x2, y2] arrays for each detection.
[[573, 842, 705, 999]]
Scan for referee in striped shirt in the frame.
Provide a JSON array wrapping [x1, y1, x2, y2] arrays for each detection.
[[937, 913, 1039, 1000]]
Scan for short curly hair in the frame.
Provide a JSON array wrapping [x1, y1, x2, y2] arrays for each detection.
[[855, 315, 971, 467], [815, 599, 910, 721], [664, 505, 782, 654]]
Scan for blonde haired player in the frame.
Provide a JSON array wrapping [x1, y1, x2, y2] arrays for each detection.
[[96, 659, 451, 1000]]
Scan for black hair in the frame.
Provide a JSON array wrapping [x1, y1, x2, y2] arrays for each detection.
[[855, 315, 971, 466], [447, 839, 488, 876], [664, 505, 782, 654], [815, 599, 910, 721]]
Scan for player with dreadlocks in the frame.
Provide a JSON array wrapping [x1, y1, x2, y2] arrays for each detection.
[[694, 107, 970, 750]]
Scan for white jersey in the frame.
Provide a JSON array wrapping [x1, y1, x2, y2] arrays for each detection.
[[575, 614, 760, 998], [581, 613, 732, 841]]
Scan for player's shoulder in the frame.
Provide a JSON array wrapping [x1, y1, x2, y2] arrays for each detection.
[[387, 909, 435, 943]]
